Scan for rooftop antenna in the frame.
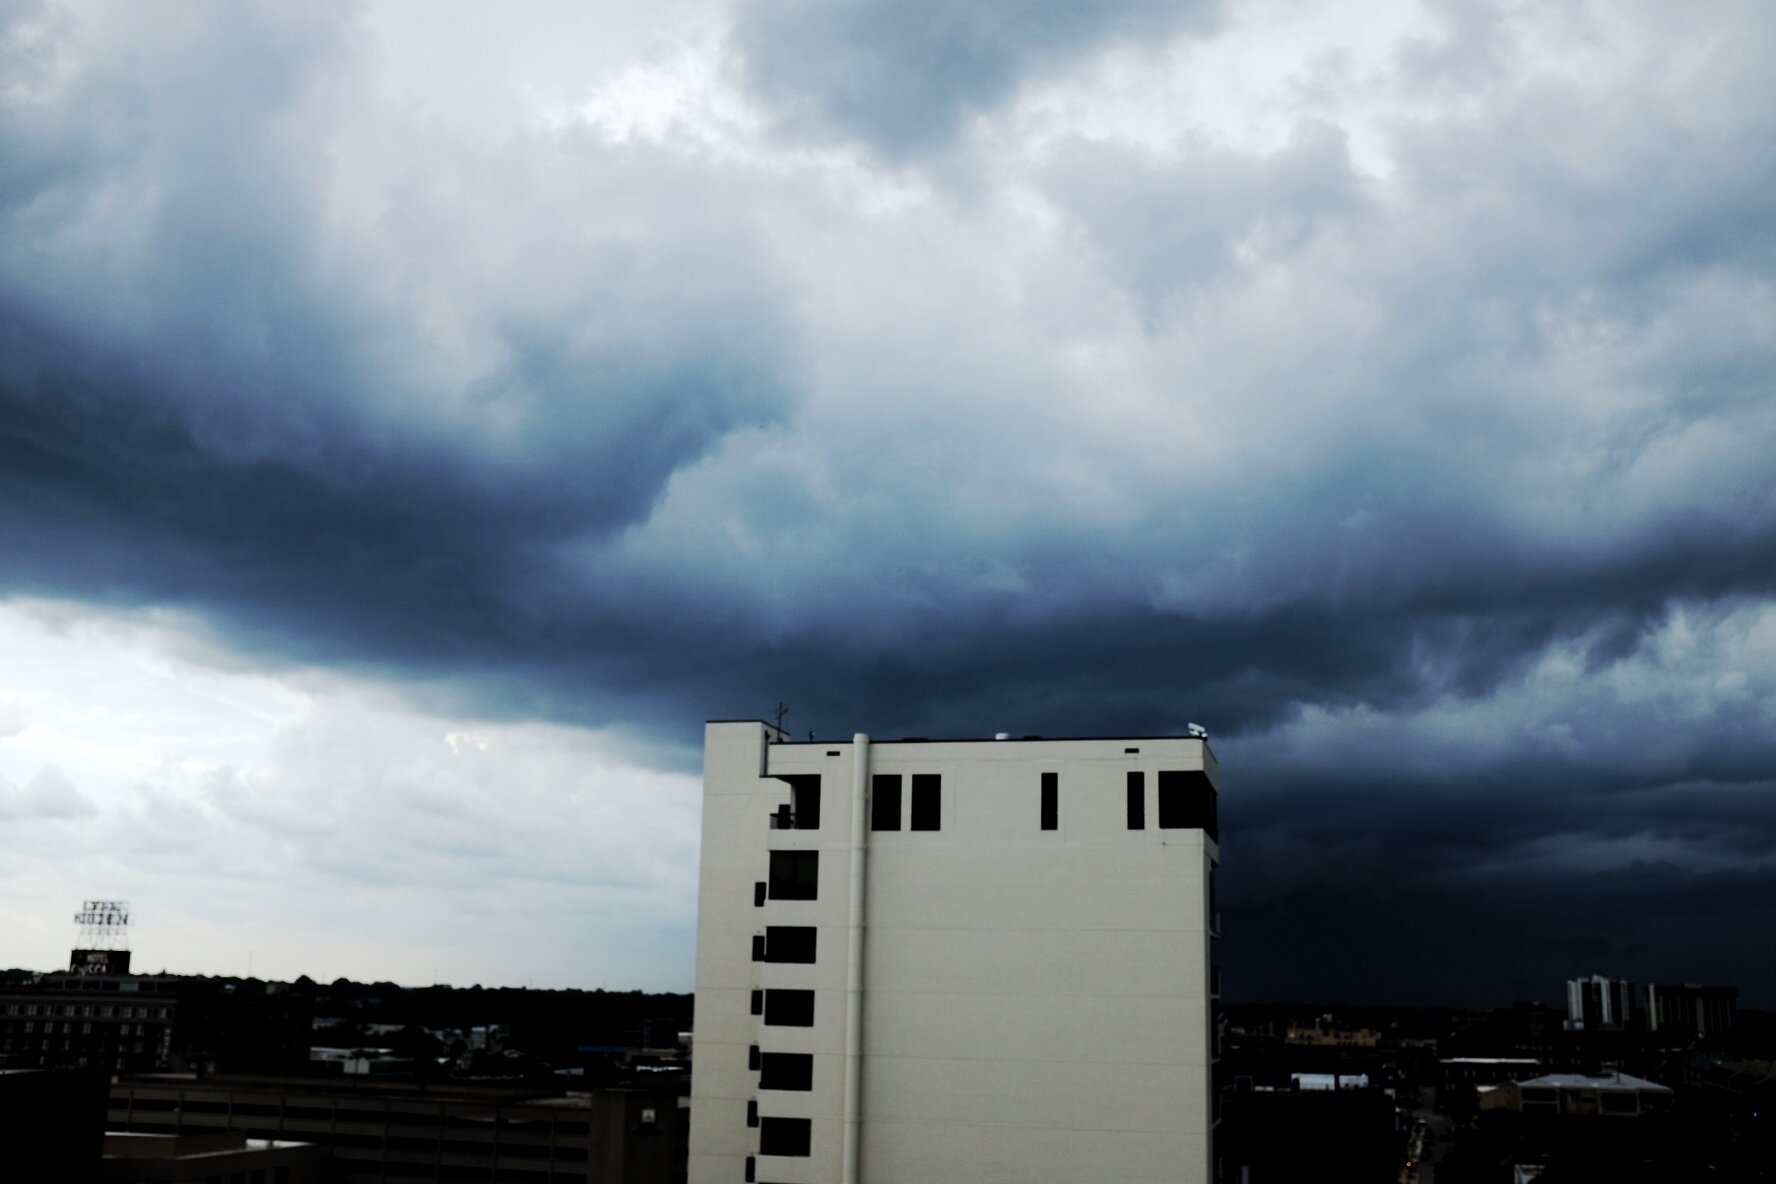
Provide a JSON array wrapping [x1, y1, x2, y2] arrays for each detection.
[[773, 702, 790, 734]]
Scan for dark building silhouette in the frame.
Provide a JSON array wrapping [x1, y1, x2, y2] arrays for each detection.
[[108, 1073, 686, 1184], [0, 1066, 108, 1179], [1645, 983, 1737, 1038], [0, 959, 311, 1074], [1216, 1083, 1398, 1183]]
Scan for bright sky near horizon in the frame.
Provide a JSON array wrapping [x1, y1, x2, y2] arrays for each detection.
[[4, 0, 1776, 1003]]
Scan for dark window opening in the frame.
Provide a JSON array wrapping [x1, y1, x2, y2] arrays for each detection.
[[745, 1155, 756, 1182], [759, 1052, 814, 1091], [909, 774, 941, 830], [763, 990, 815, 1027], [754, 882, 766, 907], [748, 1045, 760, 1070], [871, 775, 901, 830], [763, 926, 816, 963], [1040, 772, 1058, 831], [750, 935, 766, 962], [1127, 772, 1145, 830], [747, 1100, 758, 1127], [1156, 770, 1217, 837], [758, 1117, 812, 1157], [768, 851, 819, 901], [750, 990, 763, 1016], [775, 775, 822, 830]]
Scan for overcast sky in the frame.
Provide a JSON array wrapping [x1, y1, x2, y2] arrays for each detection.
[[3, 0, 1775, 1006]]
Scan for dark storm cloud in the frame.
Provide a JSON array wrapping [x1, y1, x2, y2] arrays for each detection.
[[6, 0, 1776, 1002], [728, 0, 1223, 154], [0, 0, 797, 657]]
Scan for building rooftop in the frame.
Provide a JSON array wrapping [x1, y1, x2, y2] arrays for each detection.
[[709, 719, 1215, 746], [103, 1131, 315, 1160], [1444, 1057, 1543, 1065], [1519, 1072, 1671, 1093]]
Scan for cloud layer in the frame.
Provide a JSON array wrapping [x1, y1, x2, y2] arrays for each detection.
[[3, 0, 1776, 1001]]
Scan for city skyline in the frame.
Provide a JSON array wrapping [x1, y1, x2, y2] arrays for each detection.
[[4, 0, 1776, 1005]]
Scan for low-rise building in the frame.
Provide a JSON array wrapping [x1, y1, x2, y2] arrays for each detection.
[[107, 1073, 685, 1184], [1481, 1072, 1673, 1118], [1285, 1022, 1380, 1048], [102, 1131, 322, 1184], [0, 952, 311, 1074]]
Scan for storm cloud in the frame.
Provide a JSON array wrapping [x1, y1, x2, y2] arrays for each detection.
[[3, 0, 1776, 1001], [728, 0, 1224, 153]]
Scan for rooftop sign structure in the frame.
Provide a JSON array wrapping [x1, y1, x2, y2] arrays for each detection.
[[74, 899, 131, 949]]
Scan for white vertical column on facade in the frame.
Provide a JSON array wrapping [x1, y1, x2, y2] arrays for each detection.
[[841, 733, 870, 1184]]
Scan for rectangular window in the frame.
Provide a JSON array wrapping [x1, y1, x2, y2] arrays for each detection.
[[1127, 772, 1145, 829], [776, 774, 821, 830], [759, 1052, 814, 1091], [871, 775, 901, 830], [747, 1100, 759, 1127], [1156, 770, 1217, 837], [758, 1117, 812, 1157], [1156, 771, 1187, 829], [751, 935, 766, 962], [1040, 772, 1058, 830], [745, 1155, 755, 1183], [768, 851, 819, 901], [909, 774, 941, 831], [763, 990, 815, 1027], [748, 1045, 760, 1070], [750, 990, 763, 1016], [763, 927, 816, 964], [754, 882, 766, 907]]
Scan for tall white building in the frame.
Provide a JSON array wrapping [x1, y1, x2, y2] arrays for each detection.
[[690, 721, 1221, 1184], [1645, 982, 1737, 1037], [1565, 975, 1636, 1031]]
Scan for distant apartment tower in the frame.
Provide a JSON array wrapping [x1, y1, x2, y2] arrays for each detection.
[[1645, 983, 1737, 1037], [1565, 976, 1635, 1032], [690, 721, 1221, 1184]]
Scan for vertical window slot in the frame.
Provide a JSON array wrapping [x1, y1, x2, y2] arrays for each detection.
[[909, 773, 941, 831], [871, 775, 902, 831]]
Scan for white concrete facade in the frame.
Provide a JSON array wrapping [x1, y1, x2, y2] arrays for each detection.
[[690, 722, 1220, 1184]]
